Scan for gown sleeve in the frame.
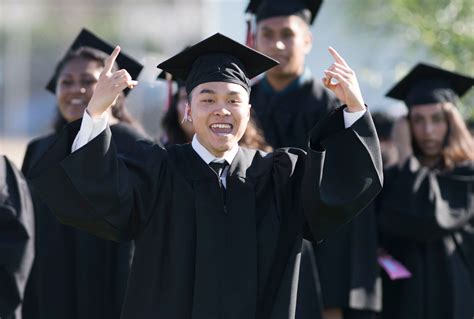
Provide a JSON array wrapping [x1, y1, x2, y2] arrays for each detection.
[[378, 158, 474, 243], [0, 156, 34, 318], [27, 120, 168, 241], [301, 106, 383, 242]]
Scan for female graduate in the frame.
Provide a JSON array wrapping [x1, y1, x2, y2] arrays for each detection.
[[379, 63, 474, 319], [21, 29, 147, 319], [28, 33, 382, 319]]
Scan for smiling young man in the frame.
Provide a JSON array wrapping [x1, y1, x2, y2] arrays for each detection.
[[28, 33, 382, 319]]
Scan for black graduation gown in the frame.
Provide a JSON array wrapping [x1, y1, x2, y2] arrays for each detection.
[[251, 76, 381, 317], [21, 123, 146, 319], [28, 107, 383, 319], [314, 203, 381, 315], [249, 76, 339, 150], [377, 157, 474, 319], [0, 156, 34, 319]]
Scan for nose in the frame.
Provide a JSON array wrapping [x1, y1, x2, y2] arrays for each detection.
[[66, 82, 86, 94], [424, 122, 434, 135], [275, 40, 285, 50], [213, 104, 231, 117]]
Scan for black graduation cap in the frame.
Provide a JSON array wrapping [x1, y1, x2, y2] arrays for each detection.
[[46, 28, 143, 96], [157, 70, 185, 87], [245, 0, 263, 15], [386, 63, 474, 108], [249, 0, 323, 25], [157, 33, 278, 95]]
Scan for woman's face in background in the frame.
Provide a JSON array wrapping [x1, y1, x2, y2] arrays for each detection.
[[409, 103, 448, 158], [55, 57, 103, 123]]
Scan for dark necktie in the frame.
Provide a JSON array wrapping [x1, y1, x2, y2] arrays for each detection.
[[209, 161, 228, 207], [209, 161, 228, 178]]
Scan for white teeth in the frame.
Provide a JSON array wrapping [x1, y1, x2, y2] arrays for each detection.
[[70, 98, 84, 105], [211, 124, 231, 129]]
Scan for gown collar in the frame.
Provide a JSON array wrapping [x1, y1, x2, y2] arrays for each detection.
[[191, 134, 239, 165], [260, 67, 312, 96]]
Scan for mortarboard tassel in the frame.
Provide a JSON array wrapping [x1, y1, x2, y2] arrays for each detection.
[[245, 18, 254, 48]]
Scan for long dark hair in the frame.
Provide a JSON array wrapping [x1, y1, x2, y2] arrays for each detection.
[[409, 102, 474, 169], [52, 46, 142, 133], [161, 90, 190, 145]]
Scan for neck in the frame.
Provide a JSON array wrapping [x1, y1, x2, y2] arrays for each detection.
[[265, 70, 302, 92], [420, 155, 442, 168], [196, 135, 234, 159]]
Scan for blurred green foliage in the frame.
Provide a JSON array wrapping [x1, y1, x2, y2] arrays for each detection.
[[349, 0, 474, 118]]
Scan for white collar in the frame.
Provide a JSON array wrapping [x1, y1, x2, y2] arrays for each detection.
[[191, 135, 239, 165]]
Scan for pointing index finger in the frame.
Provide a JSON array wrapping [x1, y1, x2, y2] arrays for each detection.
[[328, 47, 348, 68], [104, 46, 121, 73]]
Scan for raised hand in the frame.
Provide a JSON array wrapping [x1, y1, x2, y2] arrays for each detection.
[[322, 47, 365, 112], [86, 46, 138, 118]]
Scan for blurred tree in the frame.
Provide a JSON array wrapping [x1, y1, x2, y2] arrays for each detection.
[[349, 0, 474, 118]]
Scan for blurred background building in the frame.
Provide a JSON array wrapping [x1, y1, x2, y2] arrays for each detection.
[[1, 0, 473, 166]]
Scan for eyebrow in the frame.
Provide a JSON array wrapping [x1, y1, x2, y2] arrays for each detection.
[[198, 89, 242, 96], [198, 89, 216, 95]]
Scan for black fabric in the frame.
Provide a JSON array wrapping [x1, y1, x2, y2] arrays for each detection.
[[209, 161, 228, 177], [28, 108, 382, 319], [46, 28, 143, 96], [251, 76, 381, 313], [343, 309, 376, 319], [252, 0, 323, 25], [385, 62, 473, 107], [186, 53, 251, 95], [315, 203, 381, 312], [21, 122, 147, 319], [157, 33, 278, 94], [250, 77, 339, 150], [377, 157, 474, 319], [0, 156, 34, 319]]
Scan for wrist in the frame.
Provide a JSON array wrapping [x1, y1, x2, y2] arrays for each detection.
[[345, 103, 366, 112], [85, 107, 106, 119]]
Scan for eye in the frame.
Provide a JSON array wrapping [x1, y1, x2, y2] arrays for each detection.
[[59, 79, 73, 86], [81, 78, 97, 86], [281, 30, 294, 39], [411, 116, 424, 125], [261, 31, 273, 39], [201, 98, 214, 104], [432, 114, 445, 123]]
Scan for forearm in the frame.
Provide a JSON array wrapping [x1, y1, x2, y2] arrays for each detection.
[[303, 108, 383, 241], [29, 125, 133, 241]]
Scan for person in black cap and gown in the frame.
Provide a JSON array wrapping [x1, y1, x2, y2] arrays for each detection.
[[378, 63, 474, 319], [247, 2, 383, 318], [0, 156, 34, 319], [246, 0, 339, 150], [27, 32, 382, 319], [21, 29, 148, 319]]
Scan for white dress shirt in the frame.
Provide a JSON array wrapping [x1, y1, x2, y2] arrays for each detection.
[[191, 135, 238, 188]]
